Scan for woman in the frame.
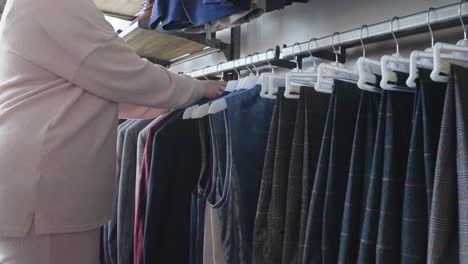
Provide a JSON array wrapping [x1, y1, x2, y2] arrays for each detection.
[[0, 0, 226, 262]]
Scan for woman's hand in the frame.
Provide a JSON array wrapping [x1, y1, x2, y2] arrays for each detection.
[[201, 80, 227, 98]]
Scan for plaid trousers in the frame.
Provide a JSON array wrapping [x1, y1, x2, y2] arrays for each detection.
[[282, 87, 330, 264], [253, 88, 298, 264], [303, 80, 361, 264], [400, 70, 446, 264], [338, 91, 381, 264], [428, 65, 468, 264]]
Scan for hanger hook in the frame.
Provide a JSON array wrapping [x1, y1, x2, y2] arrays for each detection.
[[391, 16, 400, 55], [427, 7, 435, 48], [307, 38, 319, 70], [292, 42, 302, 70], [202, 66, 209, 80], [460, 0, 467, 40], [247, 54, 258, 75], [360, 25, 368, 58], [232, 59, 241, 80], [331, 32, 340, 64], [244, 56, 254, 74], [266, 49, 276, 73], [216, 62, 224, 80], [252, 52, 260, 75]]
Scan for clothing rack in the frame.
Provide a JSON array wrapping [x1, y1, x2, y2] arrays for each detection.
[[187, 45, 297, 79], [187, 1, 468, 78]]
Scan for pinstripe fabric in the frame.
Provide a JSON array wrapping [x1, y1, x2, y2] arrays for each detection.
[[282, 87, 330, 264], [357, 91, 388, 264], [281, 87, 306, 264], [321, 81, 361, 264], [338, 91, 381, 264], [253, 88, 298, 264], [253, 91, 280, 264], [428, 65, 468, 264], [376, 90, 414, 264], [297, 88, 331, 263], [302, 87, 335, 264], [303, 80, 361, 263], [400, 70, 446, 264], [0, 228, 100, 264]]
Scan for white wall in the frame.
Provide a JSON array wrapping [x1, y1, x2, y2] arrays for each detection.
[[170, 0, 463, 74]]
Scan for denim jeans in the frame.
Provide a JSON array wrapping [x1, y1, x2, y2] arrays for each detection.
[[253, 88, 298, 264], [303, 80, 361, 264], [181, 0, 248, 28], [401, 69, 446, 264], [338, 91, 381, 264], [212, 86, 274, 264]]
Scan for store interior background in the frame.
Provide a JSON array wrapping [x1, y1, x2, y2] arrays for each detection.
[[106, 0, 462, 76]]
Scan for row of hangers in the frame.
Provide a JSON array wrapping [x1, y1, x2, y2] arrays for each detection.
[[183, 0, 468, 120]]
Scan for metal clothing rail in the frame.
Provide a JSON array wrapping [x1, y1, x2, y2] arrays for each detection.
[[187, 1, 468, 78], [188, 46, 297, 79]]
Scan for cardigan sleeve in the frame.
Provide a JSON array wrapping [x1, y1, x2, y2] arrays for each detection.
[[73, 36, 206, 108], [11, 0, 206, 109]]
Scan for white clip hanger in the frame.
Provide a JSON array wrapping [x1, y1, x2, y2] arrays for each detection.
[[208, 56, 247, 114], [431, 0, 468, 82], [259, 49, 278, 98], [225, 61, 241, 92], [194, 62, 237, 119], [356, 25, 381, 93], [235, 56, 256, 90], [268, 42, 303, 99], [208, 63, 240, 115], [183, 105, 197, 120], [241, 54, 261, 90], [407, 8, 451, 87], [316, 32, 359, 94], [380, 17, 412, 91], [183, 66, 210, 120], [285, 41, 320, 99], [190, 66, 212, 119]]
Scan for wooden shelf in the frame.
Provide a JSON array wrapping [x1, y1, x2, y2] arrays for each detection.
[[120, 23, 213, 66], [94, 0, 143, 19]]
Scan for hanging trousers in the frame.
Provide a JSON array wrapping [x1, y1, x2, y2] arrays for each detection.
[[253, 88, 280, 264], [400, 70, 446, 264], [203, 112, 228, 264], [357, 90, 414, 264], [428, 65, 468, 264], [303, 80, 361, 264], [144, 113, 202, 264], [375, 90, 414, 264], [0, 228, 100, 264], [282, 87, 330, 264], [218, 86, 274, 264], [253, 87, 298, 264], [190, 117, 213, 264], [338, 90, 381, 264], [357, 91, 388, 264]]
